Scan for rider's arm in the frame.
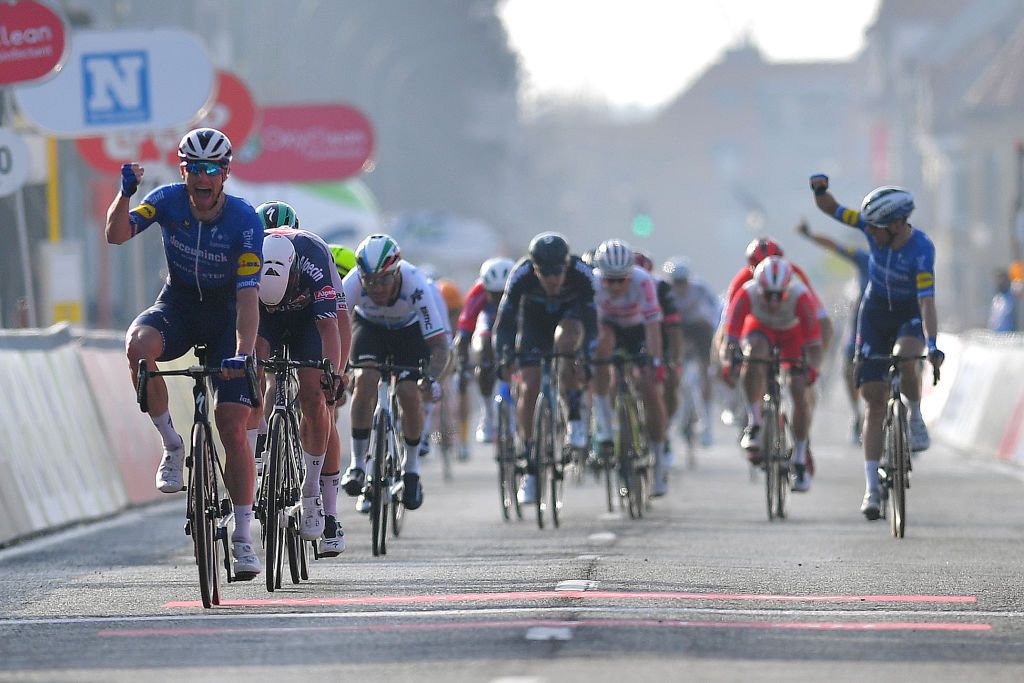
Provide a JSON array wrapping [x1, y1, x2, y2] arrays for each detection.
[[920, 296, 939, 348], [719, 289, 750, 362], [336, 308, 352, 374], [235, 287, 260, 356], [643, 320, 663, 360], [425, 334, 450, 379], [316, 317, 343, 372], [105, 194, 134, 245], [797, 219, 847, 257], [809, 174, 866, 230], [796, 293, 823, 370]]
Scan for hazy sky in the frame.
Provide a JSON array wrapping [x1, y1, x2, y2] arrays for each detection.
[[500, 0, 882, 110]]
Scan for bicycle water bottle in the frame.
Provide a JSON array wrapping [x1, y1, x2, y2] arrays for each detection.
[[495, 380, 515, 432]]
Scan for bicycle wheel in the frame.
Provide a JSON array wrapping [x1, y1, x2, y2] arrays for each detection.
[[533, 395, 553, 529], [496, 399, 514, 521], [370, 412, 388, 556], [264, 412, 287, 591], [284, 414, 304, 584], [773, 411, 790, 520], [390, 438, 405, 538], [890, 400, 909, 538], [615, 393, 638, 519], [762, 400, 779, 521], [191, 422, 219, 608]]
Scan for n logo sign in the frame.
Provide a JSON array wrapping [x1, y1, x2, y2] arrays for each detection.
[[82, 51, 150, 125]]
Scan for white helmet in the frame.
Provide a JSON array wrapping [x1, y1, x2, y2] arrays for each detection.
[[595, 239, 634, 278], [480, 257, 514, 293], [178, 127, 233, 164], [753, 256, 793, 294], [860, 186, 914, 226], [662, 255, 691, 282], [355, 234, 402, 276], [260, 233, 298, 306]]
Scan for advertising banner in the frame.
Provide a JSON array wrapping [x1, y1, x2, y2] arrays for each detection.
[[231, 103, 374, 182], [0, 0, 67, 86], [14, 28, 214, 136], [0, 128, 31, 196]]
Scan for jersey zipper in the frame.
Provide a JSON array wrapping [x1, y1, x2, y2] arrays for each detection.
[[195, 221, 203, 302]]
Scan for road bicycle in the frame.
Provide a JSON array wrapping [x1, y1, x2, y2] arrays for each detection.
[[677, 352, 704, 470], [256, 350, 333, 591], [351, 358, 423, 556], [530, 351, 576, 530], [868, 354, 938, 539], [597, 352, 651, 519], [136, 345, 259, 608]]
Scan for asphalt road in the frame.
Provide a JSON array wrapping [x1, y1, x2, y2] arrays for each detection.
[[3, 395, 1024, 682]]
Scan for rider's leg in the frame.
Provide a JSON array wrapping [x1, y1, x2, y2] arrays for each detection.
[[788, 372, 811, 464], [860, 380, 887, 493], [348, 367, 380, 472], [592, 324, 616, 443], [216, 402, 257, 542], [297, 366, 329, 497], [127, 324, 176, 445], [397, 379, 425, 474], [742, 334, 769, 427]]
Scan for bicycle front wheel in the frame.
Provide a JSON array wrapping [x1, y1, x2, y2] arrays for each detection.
[[496, 399, 515, 521], [533, 396, 554, 529], [889, 400, 908, 538], [191, 422, 220, 608], [264, 412, 288, 591], [370, 412, 388, 556], [390, 437, 405, 538], [762, 401, 779, 521]]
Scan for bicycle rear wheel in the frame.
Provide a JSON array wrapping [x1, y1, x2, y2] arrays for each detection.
[[533, 396, 553, 529], [762, 401, 779, 521], [191, 422, 220, 607], [889, 400, 908, 538], [390, 440, 405, 538], [773, 412, 790, 520], [496, 399, 515, 521]]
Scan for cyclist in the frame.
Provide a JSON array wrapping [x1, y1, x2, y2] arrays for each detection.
[[663, 255, 720, 447], [106, 127, 264, 579], [456, 257, 515, 443], [591, 240, 669, 495], [420, 277, 468, 462], [720, 256, 822, 492], [493, 232, 597, 505], [796, 218, 870, 445], [339, 234, 449, 512], [255, 224, 348, 554], [809, 175, 945, 519]]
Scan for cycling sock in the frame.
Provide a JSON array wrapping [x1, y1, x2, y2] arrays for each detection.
[[567, 389, 582, 420], [793, 440, 808, 465], [351, 428, 370, 470], [865, 460, 880, 491], [594, 394, 614, 441], [302, 450, 325, 497], [909, 400, 922, 420], [320, 471, 340, 517], [404, 436, 421, 474], [747, 402, 762, 426], [422, 401, 436, 435], [151, 411, 181, 449], [232, 504, 253, 544]]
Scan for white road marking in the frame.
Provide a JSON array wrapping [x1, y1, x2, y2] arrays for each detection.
[[525, 626, 573, 641], [575, 555, 600, 561], [586, 531, 617, 545], [556, 580, 598, 591], [598, 512, 623, 521]]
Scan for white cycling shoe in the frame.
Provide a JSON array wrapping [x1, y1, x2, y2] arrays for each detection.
[[300, 495, 325, 540], [155, 438, 186, 493], [517, 474, 537, 505], [232, 541, 261, 579], [567, 420, 588, 450], [910, 415, 930, 452], [318, 515, 345, 557]]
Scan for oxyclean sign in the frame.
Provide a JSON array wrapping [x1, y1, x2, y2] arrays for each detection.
[[14, 28, 214, 136]]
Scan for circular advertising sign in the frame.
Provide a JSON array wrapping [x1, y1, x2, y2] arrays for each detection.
[[0, 0, 68, 86]]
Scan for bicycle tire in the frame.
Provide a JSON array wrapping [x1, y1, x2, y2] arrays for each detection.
[[774, 411, 790, 520], [264, 412, 287, 591], [890, 399, 908, 538], [192, 422, 219, 608], [762, 400, 779, 521], [615, 394, 637, 519], [285, 413, 304, 584], [370, 412, 388, 556], [389, 393, 404, 539], [533, 395, 552, 529], [496, 398, 513, 520], [627, 396, 646, 519]]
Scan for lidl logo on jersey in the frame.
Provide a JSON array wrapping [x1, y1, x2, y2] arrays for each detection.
[[81, 51, 150, 125]]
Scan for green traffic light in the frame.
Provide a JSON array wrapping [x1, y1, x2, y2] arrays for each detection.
[[632, 213, 653, 237]]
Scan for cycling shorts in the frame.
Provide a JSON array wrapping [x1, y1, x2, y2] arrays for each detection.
[[259, 307, 323, 362], [350, 315, 430, 381], [604, 321, 648, 358], [516, 301, 587, 366], [740, 317, 807, 367], [131, 284, 252, 406], [855, 296, 924, 386], [680, 320, 713, 362]]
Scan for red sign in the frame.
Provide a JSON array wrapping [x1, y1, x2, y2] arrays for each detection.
[[231, 104, 374, 182], [75, 70, 257, 175], [0, 0, 67, 85]]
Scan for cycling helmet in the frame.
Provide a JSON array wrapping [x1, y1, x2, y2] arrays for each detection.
[[355, 234, 402, 276], [633, 250, 654, 273], [595, 239, 634, 278], [745, 237, 784, 267], [177, 127, 232, 164], [480, 257, 514, 293], [580, 248, 597, 267], [260, 233, 298, 306], [329, 244, 356, 278], [528, 232, 570, 271], [256, 201, 299, 231], [860, 186, 914, 226], [437, 278, 463, 310], [754, 256, 793, 294], [662, 255, 691, 282]]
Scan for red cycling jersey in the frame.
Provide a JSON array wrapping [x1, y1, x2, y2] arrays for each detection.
[[725, 262, 826, 318], [725, 279, 821, 361], [457, 280, 491, 336]]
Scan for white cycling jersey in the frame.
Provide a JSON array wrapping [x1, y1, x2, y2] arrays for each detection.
[[426, 278, 453, 343], [341, 260, 447, 340], [594, 265, 662, 327], [672, 277, 719, 326]]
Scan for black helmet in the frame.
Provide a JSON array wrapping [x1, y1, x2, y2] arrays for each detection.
[[528, 232, 570, 273]]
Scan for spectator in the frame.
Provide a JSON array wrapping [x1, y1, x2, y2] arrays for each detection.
[[989, 267, 1018, 332]]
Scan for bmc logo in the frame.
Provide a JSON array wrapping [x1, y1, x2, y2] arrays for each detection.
[[81, 51, 150, 125]]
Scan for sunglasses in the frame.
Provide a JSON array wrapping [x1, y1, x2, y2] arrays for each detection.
[[361, 272, 396, 288], [535, 265, 566, 277], [183, 161, 226, 176], [602, 277, 627, 285]]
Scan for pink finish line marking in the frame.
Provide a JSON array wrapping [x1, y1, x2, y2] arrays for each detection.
[[99, 618, 992, 638], [162, 590, 978, 609]]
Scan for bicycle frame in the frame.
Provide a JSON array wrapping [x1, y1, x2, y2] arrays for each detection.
[[744, 346, 796, 521], [531, 352, 571, 530], [606, 352, 650, 519]]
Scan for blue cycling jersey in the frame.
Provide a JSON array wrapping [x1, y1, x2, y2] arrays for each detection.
[[836, 244, 870, 297], [129, 184, 262, 295], [831, 204, 935, 305]]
